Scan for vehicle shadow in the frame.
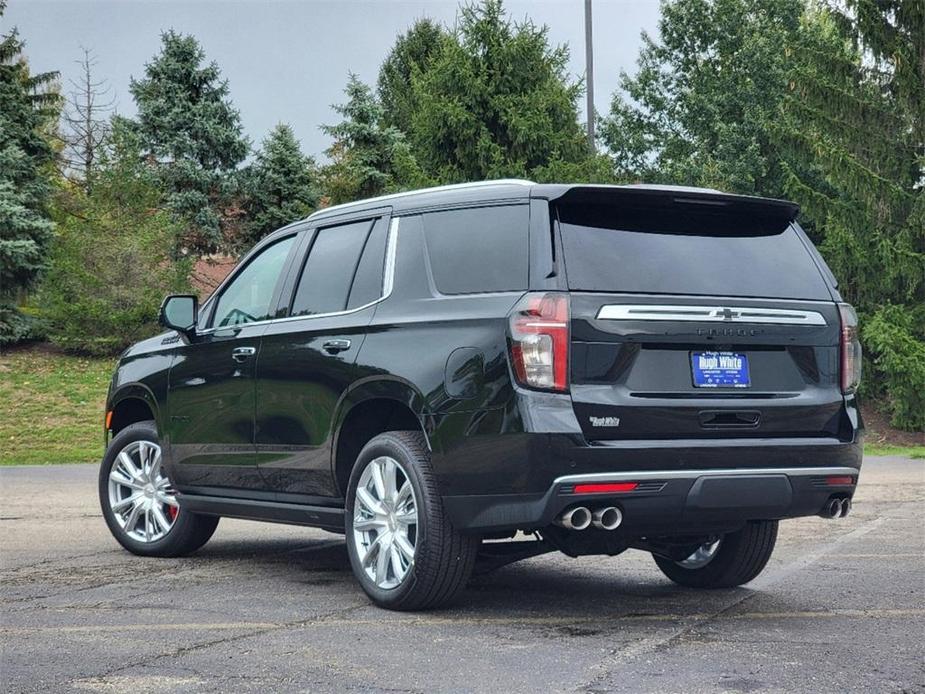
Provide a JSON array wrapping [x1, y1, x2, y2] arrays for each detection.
[[196, 535, 767, 620]]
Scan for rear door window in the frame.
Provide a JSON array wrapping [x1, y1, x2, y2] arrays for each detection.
[[423, 205, 529, 294], [290, 219, 374, 317], [557, 202, 832, 300]]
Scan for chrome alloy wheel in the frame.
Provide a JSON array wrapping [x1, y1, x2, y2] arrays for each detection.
[[107, 440, 178, 543], [351, 456, 418, 590], [677, 539, 722, 569]]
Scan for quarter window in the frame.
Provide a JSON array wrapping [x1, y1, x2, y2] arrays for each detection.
[[211, 236, 295, 328], [423, 205, 529, 294]]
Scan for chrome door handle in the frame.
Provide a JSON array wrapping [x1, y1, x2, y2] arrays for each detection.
[[231, 346, 256, 362], [322, 339, 351, 354]]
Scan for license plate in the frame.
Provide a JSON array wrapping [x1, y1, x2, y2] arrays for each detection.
[[691, 352, 750, 388]]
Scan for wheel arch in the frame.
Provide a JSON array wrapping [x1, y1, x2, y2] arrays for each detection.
[[332, 377, 432, 497], [108, 384, 159, 437]]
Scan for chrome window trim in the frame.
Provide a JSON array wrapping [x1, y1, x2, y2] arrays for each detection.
[[196, 217, 400, 335], [555, 466, 858, 486], [595, 304, 827, 326]]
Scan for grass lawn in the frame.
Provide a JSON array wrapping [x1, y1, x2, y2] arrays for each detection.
[[0, 343, 922, 465], [0, 345, 114, 465]]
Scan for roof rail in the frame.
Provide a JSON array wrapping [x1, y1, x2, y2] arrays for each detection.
[[306, 179, 535, 219]]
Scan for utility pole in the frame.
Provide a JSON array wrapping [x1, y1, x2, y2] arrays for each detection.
[[584, 0, 595, 149]]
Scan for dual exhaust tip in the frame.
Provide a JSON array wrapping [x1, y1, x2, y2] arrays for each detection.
[[555, 506, 622, 531], [820, 497, 852, 519]]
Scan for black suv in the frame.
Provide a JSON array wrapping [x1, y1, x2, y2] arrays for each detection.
[[100, 180, 863, 610]]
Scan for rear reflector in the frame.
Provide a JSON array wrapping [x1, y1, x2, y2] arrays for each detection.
[[573, 482, 639, 494], [826, 476, 855, 486]]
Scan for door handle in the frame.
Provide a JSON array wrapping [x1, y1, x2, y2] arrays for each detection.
[[231, 346, 257, 362], [322, 339, 351, 354]]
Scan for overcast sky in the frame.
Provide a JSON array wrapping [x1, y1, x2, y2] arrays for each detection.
[[5, 0, 661, 160]]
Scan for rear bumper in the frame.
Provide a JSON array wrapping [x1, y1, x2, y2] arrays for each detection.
[[442, 460, 861, 534]]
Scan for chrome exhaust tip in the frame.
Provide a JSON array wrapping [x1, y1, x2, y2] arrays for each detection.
[[555, 506, 592, 531], [839, 498, 851, 518], [821, 498, 843, 519], [592, 506, 623, 531]]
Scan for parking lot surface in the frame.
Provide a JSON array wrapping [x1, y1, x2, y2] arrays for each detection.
[[1, 457, 923, 693]]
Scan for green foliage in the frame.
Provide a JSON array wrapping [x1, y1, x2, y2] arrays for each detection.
[[404, 0, 592, 182], [129, 31, 248, 254], [600, 0, 805, 195], [240, 123, 318, 247], [321, 74, 426, 205], [0, 6, 61, 344], [862, 305, 925, 431], [378, 18, 447, 133], [605, 0, 924, 429], [40, 126, 192, 355]]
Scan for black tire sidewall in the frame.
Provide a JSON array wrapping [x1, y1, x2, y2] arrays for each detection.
[[345, 433, 434, 608]]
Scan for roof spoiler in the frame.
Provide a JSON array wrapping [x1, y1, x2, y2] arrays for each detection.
[[549, 185, 800, 223]]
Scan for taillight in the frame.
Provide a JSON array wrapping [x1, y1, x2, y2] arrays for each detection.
[[508, 292, 569, 392], [838, 303, 862, 394]]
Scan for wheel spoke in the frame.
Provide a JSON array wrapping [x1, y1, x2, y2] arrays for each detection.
[[144, 508, 152, 541], [394, 509, 416, 526], [158, 492, 179, 508], [111, 493, 142, 513], [123, 502, 143, 532], [356, 487, 385, 516], [149, 451, 162, 482], [361, 534, 385, 568], [118, 451, 142, 482], [394, 532, 415, 563], [395, 480, 412, 508], [375, 538, 390, 585], [353, 516, 385, 533], [370, 460, 387, 501], [110, 469, 141, 490], [152, 504, 172, 533], [389, 543, 405, 579], [382, 458, 398, 501]]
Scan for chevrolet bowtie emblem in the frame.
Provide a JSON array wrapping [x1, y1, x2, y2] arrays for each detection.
[[713, 308, 740, 321]]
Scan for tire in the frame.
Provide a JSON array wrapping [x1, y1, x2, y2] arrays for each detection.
[[345, 431, 479, 611], [652, 520, 778, 589], [99, 420, 219, 557]]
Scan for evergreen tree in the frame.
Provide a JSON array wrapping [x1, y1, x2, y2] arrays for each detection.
[[377, 18, 446, 133], [777, 2, 924, 429], [241, 123, 318, 247], [129, 31, 248, 254], [405, 0, 591, 182], [321, 74, 424, 205], [0, 1, 62, 343], [600, 0, 806, 195]]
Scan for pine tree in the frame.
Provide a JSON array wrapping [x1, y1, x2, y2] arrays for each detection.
[[241, 123, 318, 247], [777, 2, 924, 429], [405, 0, 591, 182], [321, 74, 424, 205], [129, 31, 248, 255], [0, 1, 62, 343], [600, 0, 806, 195], [377, 18, 446, 133]]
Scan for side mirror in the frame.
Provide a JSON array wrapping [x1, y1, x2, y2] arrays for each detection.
[[159, 294, 198, 338]]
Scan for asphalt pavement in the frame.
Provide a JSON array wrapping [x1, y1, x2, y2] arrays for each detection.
[[1, 457, 923, 693]]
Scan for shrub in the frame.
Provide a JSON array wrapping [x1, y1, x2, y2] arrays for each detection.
[[38, 179, 191, 356], [862, 305, 925, 432]]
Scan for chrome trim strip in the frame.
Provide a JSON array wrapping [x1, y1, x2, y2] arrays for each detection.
[[306, 179, 534, 219], [382, 217, 399, 297], [195, 217, 400, 335], [596, 304, 827, 326], [555, 466, 858, 486]]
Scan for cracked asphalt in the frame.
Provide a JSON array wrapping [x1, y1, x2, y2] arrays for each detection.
[[1, 457, 923, 693]]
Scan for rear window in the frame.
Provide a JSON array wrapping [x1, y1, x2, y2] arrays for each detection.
[[557, 202, 832, 300], [423, 205, 528, 294]]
